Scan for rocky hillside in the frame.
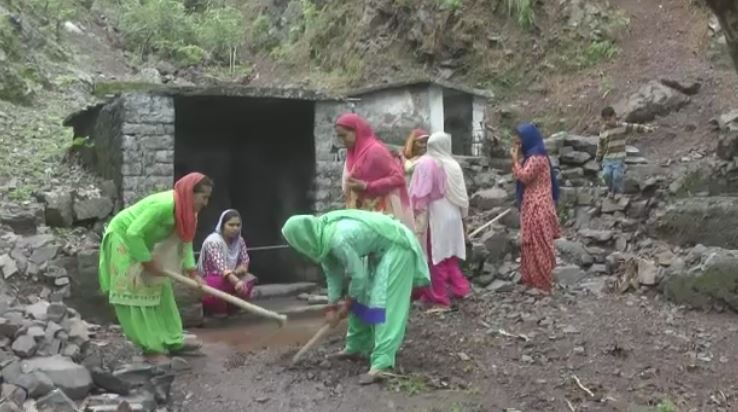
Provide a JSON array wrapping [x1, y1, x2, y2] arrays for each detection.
[[2, 0, 738, 410]]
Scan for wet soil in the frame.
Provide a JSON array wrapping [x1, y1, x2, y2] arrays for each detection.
[[171, 287, 738, 412]]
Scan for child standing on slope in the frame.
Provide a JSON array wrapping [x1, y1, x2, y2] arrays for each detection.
[[596, 106, 655, 196]]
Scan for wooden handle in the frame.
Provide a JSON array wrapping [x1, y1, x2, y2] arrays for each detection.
[[162, 269, 287, 326], [292, 322, 333, 364], [469, 208, 512, 238]]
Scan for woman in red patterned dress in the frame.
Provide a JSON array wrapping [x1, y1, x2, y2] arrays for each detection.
[[510, 123, 560, 293]]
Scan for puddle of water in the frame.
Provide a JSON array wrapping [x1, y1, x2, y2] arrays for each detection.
[[192, 316, 346, 353]]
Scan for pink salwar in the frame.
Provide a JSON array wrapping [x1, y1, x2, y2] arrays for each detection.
[[412, 229, 470, 307], [202, 273, 256, 315]]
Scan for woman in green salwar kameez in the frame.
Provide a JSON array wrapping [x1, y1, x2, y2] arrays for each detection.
[[98, 172, 212, 363], [281, 209, 430, 382]]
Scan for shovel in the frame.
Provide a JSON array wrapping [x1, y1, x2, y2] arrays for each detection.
[[163, 269, 288, 326]]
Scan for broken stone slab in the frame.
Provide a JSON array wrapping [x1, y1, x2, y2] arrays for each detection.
[[470, 187, 509, 210], [0, 317, 22, 339], [601, 196, 630, 214], [487, 280, 514, 293], [62, 318, 91, 345], [72, 196, 114, 222], [0, 204, 44, 235], [578, 229, 614, 243], [35, 388, 77, 412], [553, 265, 588, 286], [481, 230, 512, 261], [250, 282, 318, 300], [25, 301, 50, 321], [636, 258, 658, 286], [83, 391, 157, 412], [46, 303, 66, 324], [29, 246, 59, 266], [710, 108, 738, 132], [559, 150, 591, 166], [0, 255, 18, 280], [614, 80, 690, 123], [649, 197, 738, 249], [11, 334, 38, 358], [661, 249, 738, 311], [554, 239, 593, 267], [40, 192, 74, 228], [474, 274, 494, 288], [13, 371, 55, 398], [562, 135, 599, 157], [90, 367, 132, 396], [23, 355, 93, 400]]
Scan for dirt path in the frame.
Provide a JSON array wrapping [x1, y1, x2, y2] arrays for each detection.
[[170, 287, 738, 411]]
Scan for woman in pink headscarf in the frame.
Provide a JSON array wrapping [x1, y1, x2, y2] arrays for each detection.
[[335, 113, 414, 229]]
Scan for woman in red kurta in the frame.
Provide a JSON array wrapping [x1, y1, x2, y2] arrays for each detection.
[[510, 123, 560, 293], [335, 113, 414, 230]]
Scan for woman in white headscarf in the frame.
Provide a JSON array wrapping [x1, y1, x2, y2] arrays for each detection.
[[198, 209, 258, 317], [408, 131, 471, 310]]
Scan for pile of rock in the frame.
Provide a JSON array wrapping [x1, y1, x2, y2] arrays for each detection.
[[0, 298, 176, 411]]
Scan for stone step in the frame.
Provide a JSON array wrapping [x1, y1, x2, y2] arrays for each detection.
[[251, 282, 319, 300]]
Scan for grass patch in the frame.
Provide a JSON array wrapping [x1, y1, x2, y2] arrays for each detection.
[[386, 374, 431, 395]]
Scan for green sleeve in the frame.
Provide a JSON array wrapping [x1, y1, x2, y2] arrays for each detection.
[[321, 257, 345, 303], [124, 206, 163, 262], [183, 242, 196, 270], [330, 240, 368, 301]]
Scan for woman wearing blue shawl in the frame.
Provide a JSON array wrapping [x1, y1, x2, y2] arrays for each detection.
[[510, 123, 561, 293]]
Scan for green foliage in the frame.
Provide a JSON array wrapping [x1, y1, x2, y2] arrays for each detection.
[[194, 5, 244, 68], [656, 400, 677, 412], [506, 0, 535, 29], [251, 14, 278, 51], [387, 374, 430, 395], [8, 186, 33, 202], [117, 0, 245, 68], [439, 0, 463, 11], [556, 38, 619, 71], [28, 0, 81, 40], [173, 44, 207, 67]]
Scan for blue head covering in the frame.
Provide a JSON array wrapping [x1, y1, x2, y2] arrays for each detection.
[[514, 123, 560, 207]]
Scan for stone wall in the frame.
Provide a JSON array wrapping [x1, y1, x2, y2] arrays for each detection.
[[90, 98, 124, 195], [353, 85, 434, 147], [119, 93, 175, 206]]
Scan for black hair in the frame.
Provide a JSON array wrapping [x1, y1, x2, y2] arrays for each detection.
[[194, 175, 214, 193], [601, 106, 616, 118], [220, 209, 241, 232]]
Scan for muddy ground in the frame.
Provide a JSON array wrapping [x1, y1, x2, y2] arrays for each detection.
[[169, 286, 738, 412]]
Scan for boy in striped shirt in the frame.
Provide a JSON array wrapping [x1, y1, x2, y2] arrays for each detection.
[[596, 106, 655, 196]]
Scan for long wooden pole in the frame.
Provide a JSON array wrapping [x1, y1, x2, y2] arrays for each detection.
[[162, 269, 288, 326], [292, 322, 334, 364], [469, 208, 512, 238]]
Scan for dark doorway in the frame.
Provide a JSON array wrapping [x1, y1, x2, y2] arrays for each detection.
[[443, 90, 474, 155], [174, 95, 316, 284]]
